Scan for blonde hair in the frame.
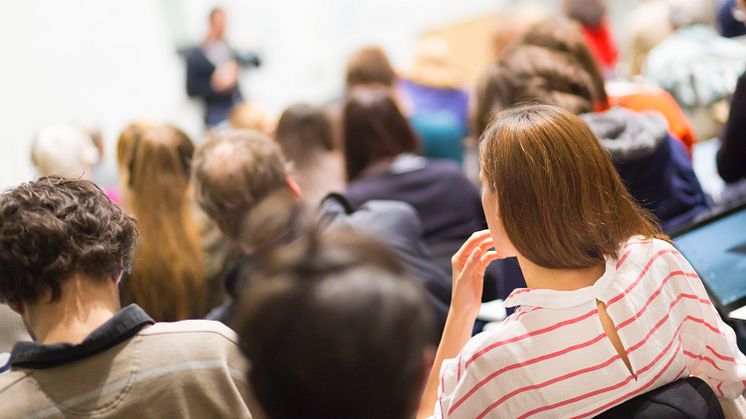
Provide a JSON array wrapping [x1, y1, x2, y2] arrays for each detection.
[[229, 102, 276, 135], [117, 124, 205, 321], [480, 105, 665, 269]]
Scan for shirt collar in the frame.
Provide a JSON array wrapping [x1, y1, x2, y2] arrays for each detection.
[[504, 256, 618, 310], [9, 304, 154, 369]]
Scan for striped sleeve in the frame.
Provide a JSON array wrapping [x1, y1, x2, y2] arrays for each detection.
[[434, 355, 463, 418], [673, 251, 746, 398]]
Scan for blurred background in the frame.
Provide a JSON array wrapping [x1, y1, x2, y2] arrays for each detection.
[[0, 0, 647, 190]]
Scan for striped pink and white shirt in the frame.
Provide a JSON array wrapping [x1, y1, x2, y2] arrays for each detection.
[[435, 237, 746, 418]]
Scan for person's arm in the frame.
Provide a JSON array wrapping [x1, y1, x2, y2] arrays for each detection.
[[186, 50, 218, 99], [417, 230, 498, 419], [717, 72, 746, 183]]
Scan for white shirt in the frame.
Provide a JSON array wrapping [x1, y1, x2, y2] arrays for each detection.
[[435, 237, 746, 418]]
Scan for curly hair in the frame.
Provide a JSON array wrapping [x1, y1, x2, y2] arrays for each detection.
[[0, 176, 138, 304]]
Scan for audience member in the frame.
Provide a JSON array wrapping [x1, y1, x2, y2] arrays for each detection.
[[117, 123, 206, 321], [274, 104, 345, 206], [717, 0, 746, 203], [622, 0, 673, 76], [192, 129, 452, 336], [520, 19, 697, 154], [719, 91, 746, 183], [235, 194, 434, 419], [475, 42, 709, 232], [718, 0, 746, 38], [74, 119, 122, 203], [418, 105, 746, 418], [398, 37, 469, 164], [345, 46, 396, 89], [0, 177, 253, 417], [562, 0, 618, 75], [30, 124, 99, 179], [229, 101, 276, 135], [342, 86, 487, 273], [644, 0, 746, 139], [186, 7, 261, 127]]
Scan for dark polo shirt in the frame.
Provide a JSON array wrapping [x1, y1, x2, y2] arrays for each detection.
[[6, 304, 153, 370]]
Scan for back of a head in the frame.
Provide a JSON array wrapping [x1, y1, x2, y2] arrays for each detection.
[[229, 102, 276, 135], [521, 19, 609, 106], [118, 124, 204, 321], [192, 129, 289, 240], [31, 124, 99, 179], [275, 104, 335, 166], [235, 196, 434, 419], [563, 0, 607, 28], [342, 86, 419, 181], [345, 46, 396, 89], [480, 105, 663, 269], [666, 0, 716, 28], [473, 45, 595, 138], [0, 176, 137, 305]]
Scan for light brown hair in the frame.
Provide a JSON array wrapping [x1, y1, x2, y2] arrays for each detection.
[[276, 104, 336, 165], [118, 124, 205, 321], [345, 46, 396, 89], [192, 129, 289, 240], [480, 105, 664, 269]]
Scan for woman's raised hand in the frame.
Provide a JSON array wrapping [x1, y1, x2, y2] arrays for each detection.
[[450, 230, 500, 317]]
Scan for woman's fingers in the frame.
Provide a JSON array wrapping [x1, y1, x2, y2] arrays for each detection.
[[476, 251, 500, 277], [452, 230, 493, 271]]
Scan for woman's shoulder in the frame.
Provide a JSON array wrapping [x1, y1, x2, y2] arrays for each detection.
[[614, 236, 682, 271], [457, 316, 533, 366]]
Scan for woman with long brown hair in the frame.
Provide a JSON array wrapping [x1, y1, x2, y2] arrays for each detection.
[[417, 105, 746, 418], [117, 123, 206, 321]]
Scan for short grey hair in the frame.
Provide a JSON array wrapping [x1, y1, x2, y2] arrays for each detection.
[[192, 129, 289, 240]]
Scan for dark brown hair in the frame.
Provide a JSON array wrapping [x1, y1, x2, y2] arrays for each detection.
[[480, 105, 664, 269], [275, 104, 335, 166], [118, 124, 205, 321], [192, 129, 289, 240], [345, 46, 396, 88], [0, 176, 138, 304], [235, 195, 433, 419], [473, 45, 595, 138], [342, 87, 419, 181], [521, 19, 609, 107]]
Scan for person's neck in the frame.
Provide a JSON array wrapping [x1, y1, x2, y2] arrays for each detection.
[[27, 274, 120, 345], [517, 255, 606, 292]]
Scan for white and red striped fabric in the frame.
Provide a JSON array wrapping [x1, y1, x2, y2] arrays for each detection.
[[434, 237, 746, 418]]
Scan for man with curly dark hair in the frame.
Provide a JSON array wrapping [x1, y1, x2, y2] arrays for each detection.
[[0, 177, 255, 418]]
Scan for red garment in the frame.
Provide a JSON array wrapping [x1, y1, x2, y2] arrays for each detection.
[[581, 21, 618, 73], [605, 81, 697, 156]]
